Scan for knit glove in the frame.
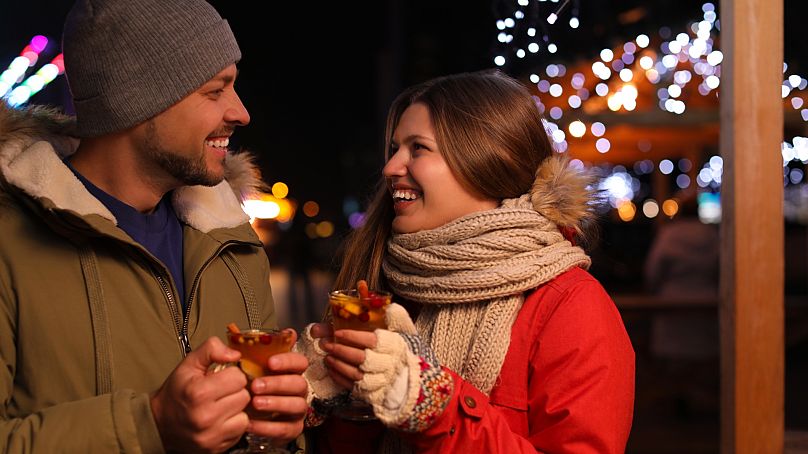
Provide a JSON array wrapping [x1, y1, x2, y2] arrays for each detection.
[[299, 303, 415, 400], [383, 302, 417, 335], [353, 317, 454, 432], [296, 323, 350, 428]]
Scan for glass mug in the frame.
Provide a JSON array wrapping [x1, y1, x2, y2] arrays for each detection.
[[328, 287, 391, 421], [226, 326, 296, 454]]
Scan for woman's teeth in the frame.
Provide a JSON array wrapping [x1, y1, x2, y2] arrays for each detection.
[[392, 189, 420, 201], [205, 138, 229, 148]]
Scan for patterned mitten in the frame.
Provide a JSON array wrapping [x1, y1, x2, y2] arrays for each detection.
[[354, 329, 454, 432], [296, 323, 349, 426]]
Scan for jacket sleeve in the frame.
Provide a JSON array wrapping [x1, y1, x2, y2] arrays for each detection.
[[399, 279, 635, 453], [0, 266, 165, 453], [0, 391, 165, 453]]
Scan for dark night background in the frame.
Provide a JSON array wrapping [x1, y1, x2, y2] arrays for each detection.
[[3, 2, 808, 451], [2, 0, 806, 280]]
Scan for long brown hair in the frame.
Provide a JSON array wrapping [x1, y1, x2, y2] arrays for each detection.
[[333, 70, 555, 291]]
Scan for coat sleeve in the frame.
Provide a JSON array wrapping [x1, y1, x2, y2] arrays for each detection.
[[0, 391, 165, 453], [0, 263, 165, 453], [399, 278, 635, 453]]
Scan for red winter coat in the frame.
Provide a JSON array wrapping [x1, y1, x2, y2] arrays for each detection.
[[310, 267, 635, 453]]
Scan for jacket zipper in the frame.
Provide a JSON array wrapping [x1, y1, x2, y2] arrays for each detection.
[[154, 241, 240, 357], [155, 273, 189, 354]]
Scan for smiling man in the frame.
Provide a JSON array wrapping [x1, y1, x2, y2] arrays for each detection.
[[0, 0, 308, 452]]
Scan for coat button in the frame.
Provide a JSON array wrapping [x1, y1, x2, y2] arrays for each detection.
[[463, 396, 477, 408], [449, 426, 456, 435]]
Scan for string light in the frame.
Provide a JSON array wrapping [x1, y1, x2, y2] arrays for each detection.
[[546, 0, 571, 25], [495, 1, 808, 222], [2, 36, 65, 106], [493, 0, 580, 64]]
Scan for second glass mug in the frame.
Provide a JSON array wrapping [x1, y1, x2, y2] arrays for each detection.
[[328, 287, 392, 421]]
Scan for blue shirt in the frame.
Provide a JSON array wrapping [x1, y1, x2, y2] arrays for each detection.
[[66, 161, 187, 312]]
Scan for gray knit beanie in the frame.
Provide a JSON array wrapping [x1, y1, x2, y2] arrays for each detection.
[[62, 0, 242, 137]]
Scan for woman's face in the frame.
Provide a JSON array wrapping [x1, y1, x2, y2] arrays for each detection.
[[383, 102, 499, 234]]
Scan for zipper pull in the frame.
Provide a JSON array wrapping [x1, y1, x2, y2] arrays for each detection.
[[179, 332, 191, 354]]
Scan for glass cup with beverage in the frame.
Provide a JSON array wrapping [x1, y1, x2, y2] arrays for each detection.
[[328, 280, 391, 420], [226, 324, 296, 453]]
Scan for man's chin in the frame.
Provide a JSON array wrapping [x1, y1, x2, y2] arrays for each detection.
[[180, 172, 224, 187]]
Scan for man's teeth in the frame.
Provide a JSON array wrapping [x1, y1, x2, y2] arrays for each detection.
[[205, 138, 229, 148], [392, 189, 420, 201]]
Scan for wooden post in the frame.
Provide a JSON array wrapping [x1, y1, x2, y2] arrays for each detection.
[[719, 1, 784, 453]]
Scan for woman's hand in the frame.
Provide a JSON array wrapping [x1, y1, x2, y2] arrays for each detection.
[[298, 323, 344, 402], [307, 322, 333, 340], [321, 329, 378, 390], [311, 303, 453, 432]]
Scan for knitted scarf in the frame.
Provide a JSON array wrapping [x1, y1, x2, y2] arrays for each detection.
[[382, 193, 591, 395]]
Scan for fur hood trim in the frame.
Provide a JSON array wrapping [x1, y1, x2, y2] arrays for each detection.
[[529, 154, 596, 234], [0, 103, 263, 233]]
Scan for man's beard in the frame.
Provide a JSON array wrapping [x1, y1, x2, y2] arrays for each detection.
[[138, 120, 223, 187]]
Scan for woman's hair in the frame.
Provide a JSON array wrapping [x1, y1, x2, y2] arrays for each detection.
[[333, 70, 556, 290]]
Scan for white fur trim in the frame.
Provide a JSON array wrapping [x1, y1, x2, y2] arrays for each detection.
[[1, 138, 255, 232], [1, 140, 114, 220], [173, 181, 249, 233]]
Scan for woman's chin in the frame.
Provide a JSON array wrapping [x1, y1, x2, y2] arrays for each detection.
[[391, 217, 419, 234]]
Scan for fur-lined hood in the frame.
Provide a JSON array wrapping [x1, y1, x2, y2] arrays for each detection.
[[0, 102, 264, 233]]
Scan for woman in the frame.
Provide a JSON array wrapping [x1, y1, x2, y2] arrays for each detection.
[[300, 70, 634, 453]]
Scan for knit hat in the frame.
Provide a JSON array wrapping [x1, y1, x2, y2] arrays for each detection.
[[62, 0, 242, 137]]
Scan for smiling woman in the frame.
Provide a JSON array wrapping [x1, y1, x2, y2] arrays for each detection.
[[301, 70, 635, 453], [333, 70, 561, 291]]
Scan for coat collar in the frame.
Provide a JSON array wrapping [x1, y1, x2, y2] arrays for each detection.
[[0, 103, 263, 233]]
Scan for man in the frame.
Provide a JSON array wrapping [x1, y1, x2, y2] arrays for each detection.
[[0, 0, 308, 452]]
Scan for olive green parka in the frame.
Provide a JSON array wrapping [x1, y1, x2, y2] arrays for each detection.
[[0, 103, 276, 452]]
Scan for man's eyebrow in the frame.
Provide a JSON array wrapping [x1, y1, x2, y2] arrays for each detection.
[[207, 69, 238, 87]]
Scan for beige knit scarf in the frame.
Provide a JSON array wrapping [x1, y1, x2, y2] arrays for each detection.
[[383, 193, 591, 395]]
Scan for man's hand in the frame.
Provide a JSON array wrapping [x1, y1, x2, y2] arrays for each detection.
[[150, 336, 250, 453], [247, 329, 309, 446]]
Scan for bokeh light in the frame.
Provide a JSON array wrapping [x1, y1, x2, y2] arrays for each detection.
[[303, 201, 319, 217], [272, 182, 289, 199]]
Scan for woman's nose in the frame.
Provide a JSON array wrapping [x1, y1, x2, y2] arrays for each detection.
[[383, 149, 407, 178]]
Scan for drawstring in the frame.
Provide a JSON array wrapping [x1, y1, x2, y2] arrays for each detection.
[[221, 252, 260, 330], [77, 246, 114, 395]]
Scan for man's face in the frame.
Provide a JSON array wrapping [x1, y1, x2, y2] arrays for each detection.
[[132, 64, 250, 188]]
